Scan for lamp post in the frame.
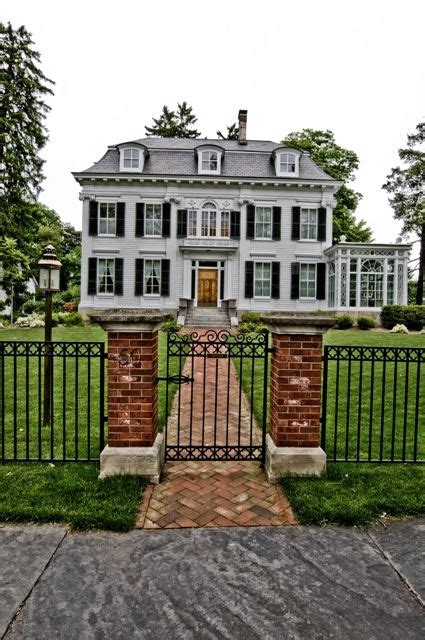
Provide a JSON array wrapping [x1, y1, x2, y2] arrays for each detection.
[[38, 245, 62, 427]]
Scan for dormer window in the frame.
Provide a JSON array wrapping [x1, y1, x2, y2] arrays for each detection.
[[123, 148, 140, 169], [195, 144, 224, 175], [272, 147, 300, 177], [118, 143, 149, 172]]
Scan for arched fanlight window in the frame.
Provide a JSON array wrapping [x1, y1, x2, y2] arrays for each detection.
[[360, 259, 384, 307], [201, 202, 217, 237], [361, 259, 384, 273]]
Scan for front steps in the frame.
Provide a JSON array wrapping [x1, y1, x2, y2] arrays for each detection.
[[185, 307, 231, 328]]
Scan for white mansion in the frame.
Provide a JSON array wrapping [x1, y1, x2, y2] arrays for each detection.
[[73, 111, 410, 324]]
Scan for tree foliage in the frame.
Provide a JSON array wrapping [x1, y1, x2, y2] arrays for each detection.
[[282, 129, 373, 243], [145, 101, 201, 138], [217, 123, 239, 140], [383, 122, 425, 303]]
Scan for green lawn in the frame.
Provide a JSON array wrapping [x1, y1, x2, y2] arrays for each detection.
[[282, 463, 425, 526], [0, 462, 144, 531], [0, 325, 178, 461]]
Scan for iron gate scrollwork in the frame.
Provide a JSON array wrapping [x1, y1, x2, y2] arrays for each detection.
[[162, 329, 269, 463]]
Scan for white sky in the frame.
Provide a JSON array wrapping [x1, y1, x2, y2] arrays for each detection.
[[3, 0, 424, 254]]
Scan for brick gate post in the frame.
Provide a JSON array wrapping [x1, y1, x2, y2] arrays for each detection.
[[261, 315, 335, 483], [91, 310, 168, 483]]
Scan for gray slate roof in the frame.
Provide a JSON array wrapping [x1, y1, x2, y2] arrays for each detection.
[[77, 137, 334, 181]]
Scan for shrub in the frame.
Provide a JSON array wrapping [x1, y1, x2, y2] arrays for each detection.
[[335, 314, 354, 330], [238, 320, 266, 335], [63, 312, 83, 327], [161, 319, 182, 332], [240, 311, 262, 323], [357, 316, 375, 330], [381, 305, 424, 330], [20, 298, 45, 315], [15, 313, 45, 328]]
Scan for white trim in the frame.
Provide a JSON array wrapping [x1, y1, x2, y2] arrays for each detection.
[[197, 148, 222, 175], [274, 151, 300, 178], [119, 146, 145, 173]]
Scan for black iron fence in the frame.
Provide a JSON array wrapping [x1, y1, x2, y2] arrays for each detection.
[[321, 346, 424, 463], [0, 341, 106, 462]]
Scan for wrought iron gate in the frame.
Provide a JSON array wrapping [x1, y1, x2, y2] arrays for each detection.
[[160, 329, 269, 463]]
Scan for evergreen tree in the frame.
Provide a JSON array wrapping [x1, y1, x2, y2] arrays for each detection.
[[383, 123, 425, 304], [145, 101, 201, 138], [216, 123, 239, 140], [283, 129, 373, 243]]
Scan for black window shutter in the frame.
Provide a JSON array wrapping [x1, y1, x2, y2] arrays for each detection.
[[135, 259, 144, 296], [191, 269, 196, 299], [89, 201, 98, 236], [161, 259, 170, 296], [88, 258, 97, 294], [116, 202, 125, 237], [246, 205, 255, 239], [271, 262, 280, 299], [318, 207, 327, 241], [230, 211, 240, 239], [291, 262, 300, 299], [177, 209, 188, 238], [115, 258, 124, 296], [135, 203, 145, 237], [316, 263, 326, 299], [272, 207, 281, 240], [245, 261, 254, 298], [291, 206, 300, 240], [162, 202, 171, 237]]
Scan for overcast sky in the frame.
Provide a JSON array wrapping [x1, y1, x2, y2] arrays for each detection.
[[4, 0, 424, 250]]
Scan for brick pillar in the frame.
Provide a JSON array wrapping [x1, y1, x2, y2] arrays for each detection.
[[90, 310, 168, 482], [262, 315, 335, 482], [108, 331, 158, 447]]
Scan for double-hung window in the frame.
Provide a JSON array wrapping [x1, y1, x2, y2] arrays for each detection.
[[300, 208, 317, 240], [98, 203, 116, 235], [280, 153, 296, 174], [221, 211, 230, 238], [144, 259, 161, 295], [254, 262, 271, 298], [145, 204, 162, 237], [98, 258, 115, 294], [188, 210, 197, 237], [123, 148, 140, 169], [201, 151, 218, 172], [255, 207, 272, 239], [300, 264, 316, 298]]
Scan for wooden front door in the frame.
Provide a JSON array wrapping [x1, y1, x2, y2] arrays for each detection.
[[197, 269, 218, 306]]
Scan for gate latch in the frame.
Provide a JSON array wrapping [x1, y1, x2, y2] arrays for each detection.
[[156, 375, 194, 385]]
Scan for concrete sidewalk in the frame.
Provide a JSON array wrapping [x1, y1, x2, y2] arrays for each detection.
[[0, 519, 424, 639]]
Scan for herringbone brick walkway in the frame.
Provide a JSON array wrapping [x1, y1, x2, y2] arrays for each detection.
[[136, 328, 295, 529]]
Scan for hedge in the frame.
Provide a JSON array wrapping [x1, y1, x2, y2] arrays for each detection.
[[380, 305, 424, 330]]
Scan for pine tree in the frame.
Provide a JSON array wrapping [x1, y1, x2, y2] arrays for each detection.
[[217, 123, 239, 140], [283, 129, 373, 243], [383, 123, 425, 304], [145, 101, 201, 138]]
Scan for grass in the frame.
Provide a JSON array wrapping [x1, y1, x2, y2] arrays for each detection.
[[0, 462, 145, 531], [281, 463, 425, 526], [0, 325, 179, 461]]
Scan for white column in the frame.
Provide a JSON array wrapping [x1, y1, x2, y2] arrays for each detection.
[[383, 258, 388, 307]]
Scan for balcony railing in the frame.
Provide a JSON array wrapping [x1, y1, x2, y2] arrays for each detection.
[[178, 238, 239, 251]]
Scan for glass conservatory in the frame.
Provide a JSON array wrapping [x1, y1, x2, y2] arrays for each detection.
[[324, 241, 411, 312]]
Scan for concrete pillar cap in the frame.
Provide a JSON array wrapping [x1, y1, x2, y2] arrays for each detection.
[[261, 314, 335, 335], [89, 309, 168, 333]]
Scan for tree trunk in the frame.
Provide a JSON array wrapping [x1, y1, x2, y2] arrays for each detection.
[[416, 223, 425, 305]]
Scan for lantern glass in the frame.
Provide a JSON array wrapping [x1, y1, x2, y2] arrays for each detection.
[[50, 268, 61, 291], [39, 267, 50, 291]]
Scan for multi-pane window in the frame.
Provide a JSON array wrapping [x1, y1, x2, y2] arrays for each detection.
[[98, 203, 116, 235], [201, 151, 218, 171], [300, 208, 317, 240], [145, 204, 162, 236], [188, 210, 197, 237], [98, 258, 115, 294], [201, 202, 217, 237], [387, 260, 395, 305], [350, 259, 357, 307], [221, 211, 230, 238], [144, 259, 161, 295], [328, 262, 335, 307], [300, 264, 316, 298], [360, 259, 384, 307], [255, 207, 272, 239], [123, 148, 140, 169], [254, 262, 271, 297], [280, 153, 296, 174]]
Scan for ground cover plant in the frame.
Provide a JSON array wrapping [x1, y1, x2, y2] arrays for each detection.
[[0, 462, 144, 531]]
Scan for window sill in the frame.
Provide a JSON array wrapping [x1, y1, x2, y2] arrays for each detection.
[[98, 234, 117, 238], [253, 238, 273, 242], [97, 293, 115, 297], [299, 297, 317, 301]]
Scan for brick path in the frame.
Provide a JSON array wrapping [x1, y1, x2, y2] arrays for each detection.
[[137, 329, 295, 529]]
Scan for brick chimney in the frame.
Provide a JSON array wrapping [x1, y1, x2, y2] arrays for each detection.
[[238, 109, 247, 145]]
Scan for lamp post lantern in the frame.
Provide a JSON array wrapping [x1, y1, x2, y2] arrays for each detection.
[[38, 245, 62, 426]]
